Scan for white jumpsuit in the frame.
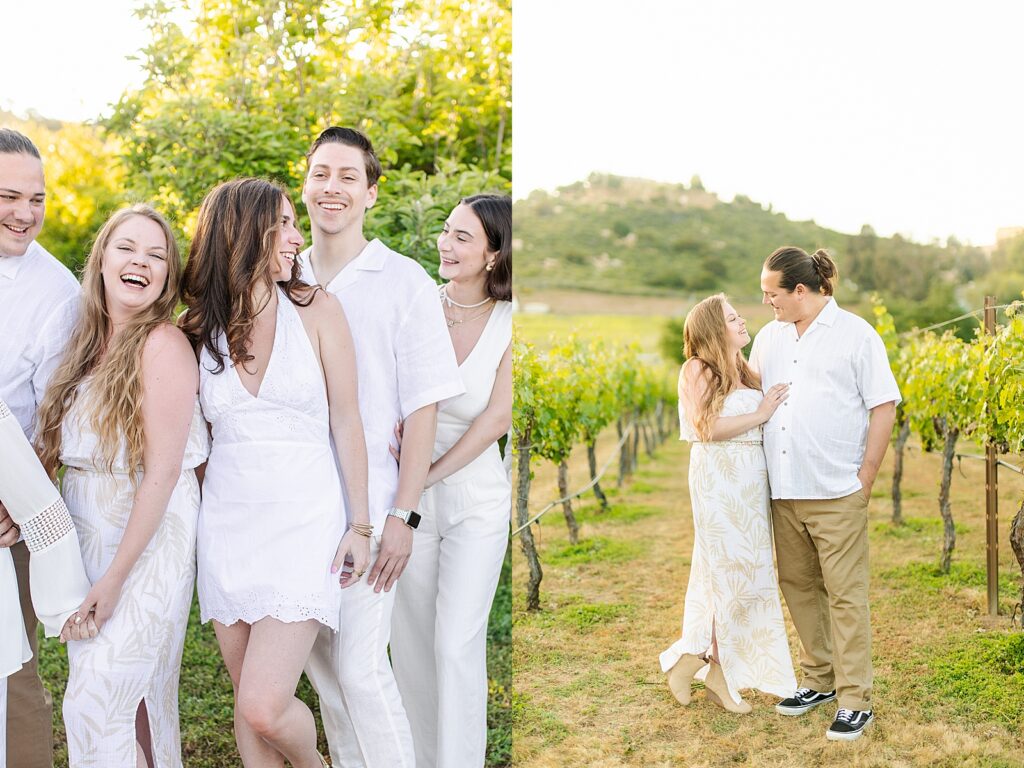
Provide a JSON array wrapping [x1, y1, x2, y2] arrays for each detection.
[[391, 299, 512, 768]]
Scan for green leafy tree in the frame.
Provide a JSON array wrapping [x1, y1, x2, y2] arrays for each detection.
[[106, 0, 511, 255], [901, 330, 982, 572], [512, 338, 544, 611], [531, 339, 585, 544], [571, 339, 620, 512], [872, 296, 913, 525]]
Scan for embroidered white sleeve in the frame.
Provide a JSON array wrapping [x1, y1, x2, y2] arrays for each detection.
[[19, 497, 76, 554]]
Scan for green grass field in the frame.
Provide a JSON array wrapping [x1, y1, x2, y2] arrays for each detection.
[[37, 552, 511, 767], [515, 313, 669, 354], [514, 290, 876, 359]]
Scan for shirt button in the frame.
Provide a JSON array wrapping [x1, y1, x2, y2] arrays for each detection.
[[782, 450, 787, 454], [793, 359, 797, 363], [782, 427, 786, 431]]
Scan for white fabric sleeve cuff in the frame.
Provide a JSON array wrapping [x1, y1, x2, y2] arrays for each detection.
[[0, 401, 91, 637], [29, 534, 92, 636]]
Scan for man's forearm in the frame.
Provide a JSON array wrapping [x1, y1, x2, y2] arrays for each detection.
[[393, 403, 437, 510], [860, 401, 897, 483]]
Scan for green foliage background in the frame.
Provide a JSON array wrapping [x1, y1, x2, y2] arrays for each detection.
[[5, 0, 511, 277]]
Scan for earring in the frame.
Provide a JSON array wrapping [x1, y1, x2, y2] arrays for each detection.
[[485, 262, 494, 272]]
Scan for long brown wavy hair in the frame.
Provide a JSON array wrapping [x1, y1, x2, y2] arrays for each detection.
[[36, 204, 182, 479], [682, 293, 761, 441], [180, 178, 312, 373]]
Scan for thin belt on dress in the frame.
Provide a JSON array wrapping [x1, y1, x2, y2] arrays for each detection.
[[64, 466, 199, 478], [693, 440, 762, 446]]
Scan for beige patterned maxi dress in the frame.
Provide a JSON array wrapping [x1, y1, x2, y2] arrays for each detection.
[[660, 388, 796, 703], [60, 388, 209, 768]]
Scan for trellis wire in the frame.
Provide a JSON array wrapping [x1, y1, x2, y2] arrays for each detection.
[[511, 419, 637, 536]]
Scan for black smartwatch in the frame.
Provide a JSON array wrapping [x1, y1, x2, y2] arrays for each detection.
[[387, 506, 421, 530]]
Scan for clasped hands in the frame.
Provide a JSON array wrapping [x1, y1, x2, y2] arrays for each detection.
[[1, 504, 96, 642], [59, 574, 124, 644]]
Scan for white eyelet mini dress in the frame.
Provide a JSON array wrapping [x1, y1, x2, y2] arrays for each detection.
[[197, 289, 346, 629]]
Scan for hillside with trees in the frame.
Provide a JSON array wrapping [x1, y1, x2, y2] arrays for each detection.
[[514, 174, 1018, 338]]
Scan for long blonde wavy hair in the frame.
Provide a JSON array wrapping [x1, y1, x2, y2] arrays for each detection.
[[682, 293, 761, 441], [36, 204, 182, 480]]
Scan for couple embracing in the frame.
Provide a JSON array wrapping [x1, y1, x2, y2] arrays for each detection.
[[660, 247, 900, 742]]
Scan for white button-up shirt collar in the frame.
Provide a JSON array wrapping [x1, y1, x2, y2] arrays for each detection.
[[299, 239, 464, 527], [318, 238, 389, 292], [749, 298, 901, 500]]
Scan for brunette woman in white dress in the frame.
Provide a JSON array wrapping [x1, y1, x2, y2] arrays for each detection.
[[659, 294, 797, 713], [34, 204, 209, 767], [180, 178, 370, 768], [391, 194, 512, 768]]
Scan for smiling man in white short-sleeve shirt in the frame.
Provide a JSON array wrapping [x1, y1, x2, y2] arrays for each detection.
[[750, 246, 899, 743], [0, 128, 80, 768], [297, 127, 464, 768]]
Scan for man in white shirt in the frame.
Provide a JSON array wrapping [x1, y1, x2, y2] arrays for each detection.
[[750, 246, 899, 742], [0, 128, 80, 768], [298, 127, 464, 767]]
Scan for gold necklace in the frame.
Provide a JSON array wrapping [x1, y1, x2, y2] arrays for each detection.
[[444, 300, 494, 328]]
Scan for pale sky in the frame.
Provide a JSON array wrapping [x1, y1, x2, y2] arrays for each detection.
[[8, 2, 1022, 246], [3, 2, 148, 123], [513, 0, 1024, 246]]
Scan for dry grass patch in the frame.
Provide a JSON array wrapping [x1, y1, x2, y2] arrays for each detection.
[[514, 433, 1024, 766]]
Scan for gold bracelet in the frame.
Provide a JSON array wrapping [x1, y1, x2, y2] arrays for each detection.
[[350, 522, 373, 537]]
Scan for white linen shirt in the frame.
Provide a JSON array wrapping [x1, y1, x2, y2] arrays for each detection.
[[298, 239, 464, 530], [0, 240, 80, 439], [748, 298, 900, 500]]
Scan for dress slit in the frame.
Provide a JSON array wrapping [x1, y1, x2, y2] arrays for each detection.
[[136, 698, 155, 768]]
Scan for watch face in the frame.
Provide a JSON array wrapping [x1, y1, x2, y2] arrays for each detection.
[[407, 511, 422, 529]]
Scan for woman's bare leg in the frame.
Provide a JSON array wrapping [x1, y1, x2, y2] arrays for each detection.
[[709, 617, 720, 663], [135, 700, 154, 768], [235, 617, 322, 768], [213, 620, 284, 767]]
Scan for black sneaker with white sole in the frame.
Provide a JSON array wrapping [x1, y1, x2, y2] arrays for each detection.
[[775, 687, 837, 715], [826, 708, 874, 741]]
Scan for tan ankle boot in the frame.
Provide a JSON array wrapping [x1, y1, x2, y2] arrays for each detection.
[[666, 653, 708, 706], [704, 660, 752, 714]]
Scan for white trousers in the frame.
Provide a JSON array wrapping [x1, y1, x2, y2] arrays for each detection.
[[391, 475, 510, 768], [305, 535, 415, 768]]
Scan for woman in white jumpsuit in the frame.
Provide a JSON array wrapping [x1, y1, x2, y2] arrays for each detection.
[[391, 194, 512, 768]]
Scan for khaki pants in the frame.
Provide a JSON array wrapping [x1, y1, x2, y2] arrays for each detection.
[[771, 490, 872, 711], [7, 540, 54, 768]]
